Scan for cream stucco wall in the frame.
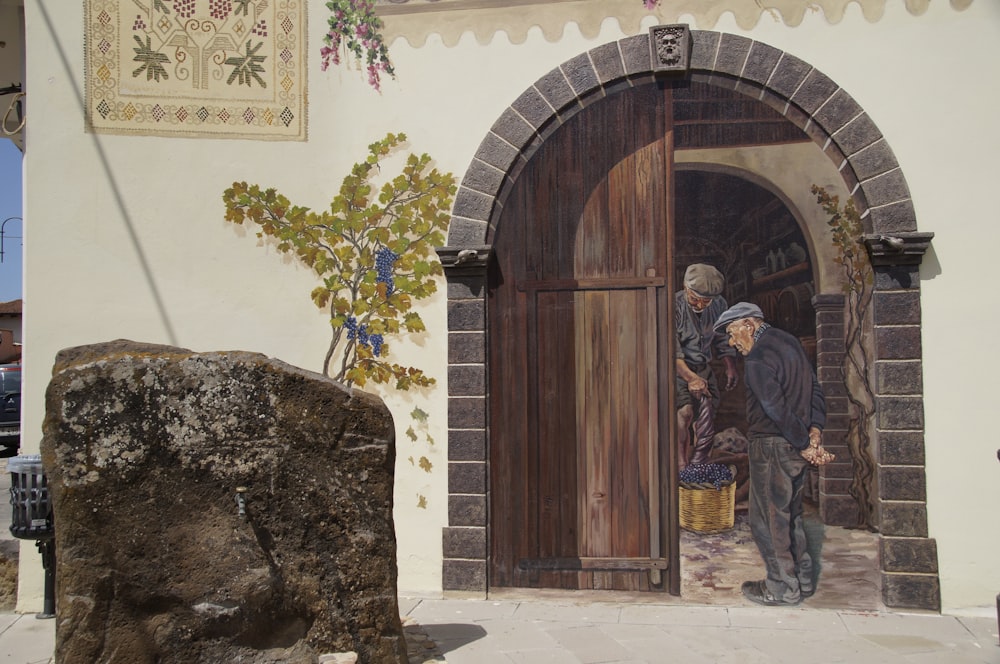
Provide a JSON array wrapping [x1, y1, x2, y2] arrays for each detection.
[[17, 0, 1000, 614]]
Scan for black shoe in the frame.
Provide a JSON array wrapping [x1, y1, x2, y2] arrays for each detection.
[[742, 580, 802, 607]]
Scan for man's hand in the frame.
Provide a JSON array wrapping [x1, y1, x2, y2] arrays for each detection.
[[687, 376, 709, 397], [723, 356, 738, 391], [801, 427, 835, 466]]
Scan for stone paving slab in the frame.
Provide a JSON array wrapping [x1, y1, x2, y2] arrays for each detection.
[[2, 596, 999, 664]]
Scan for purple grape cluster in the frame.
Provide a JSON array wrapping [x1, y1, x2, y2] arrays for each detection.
[[252, 19, 268, 36], [209, 0, 232, 20], [344, 315, 384, 357], [679, 463, 733, 490], [375, 247, 399, 297], [174, 0, 196, 19]]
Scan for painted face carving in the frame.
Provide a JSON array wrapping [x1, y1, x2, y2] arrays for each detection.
[[726, 319, 756, 356]]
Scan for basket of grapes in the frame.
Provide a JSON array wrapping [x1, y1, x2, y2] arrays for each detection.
[[678, 463, 736, 534]]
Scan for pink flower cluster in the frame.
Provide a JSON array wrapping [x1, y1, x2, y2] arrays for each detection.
[[321, 0, 395, 91]]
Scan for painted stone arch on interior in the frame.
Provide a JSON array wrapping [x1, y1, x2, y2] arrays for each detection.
[[435, 28, 937, 611]]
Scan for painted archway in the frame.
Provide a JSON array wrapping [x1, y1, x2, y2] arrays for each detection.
[[436, 28, 937, 610]]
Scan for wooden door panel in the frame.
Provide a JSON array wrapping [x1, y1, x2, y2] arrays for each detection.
[[490, 84, 676, 591]]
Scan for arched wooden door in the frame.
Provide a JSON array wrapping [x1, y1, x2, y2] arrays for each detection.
[[489, 84, 678, 592]]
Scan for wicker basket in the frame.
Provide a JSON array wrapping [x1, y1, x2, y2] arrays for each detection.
[[679, 466, 736, 534]]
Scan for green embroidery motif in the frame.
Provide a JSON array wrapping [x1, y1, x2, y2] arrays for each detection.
[[132, 35, 170, 82], [226, 41, 267, 88]]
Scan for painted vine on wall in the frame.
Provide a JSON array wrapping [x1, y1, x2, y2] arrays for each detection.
[[813, 185, 877, 530], [222, 132, 456, 389]]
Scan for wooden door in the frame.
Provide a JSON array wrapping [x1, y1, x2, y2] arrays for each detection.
[[489, 84, 678, 592]]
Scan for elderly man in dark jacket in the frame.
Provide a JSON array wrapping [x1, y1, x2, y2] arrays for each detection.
[[714, 301, 834, 606]]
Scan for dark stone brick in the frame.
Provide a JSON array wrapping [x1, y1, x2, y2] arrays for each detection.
[[816, 337, 844, 355], [867, 199, 918, 234], [447, 274, 487, 300], [813, 293, 845, 310], [447, 218, 489, 246], [803, 113, 832, 146], [823, 141, 848, 175], [741, 40, 781, 86], [832, 113, 882, 156], [876, 326, 921, 360], [874, 291, 921, 325], [876, 397, 924, 430], [474, 131, 519, 173], [689, 30, 720, 70], [819, 494, 859, 526], [619, 34, 651, 76], [511, 86, 555, 131], [443, 559, 487, 592], [875, 361, 923, 395], [443, 526, 486, 558], [825, 413, 850, 431], [448, 396, 486, 429], [822, 396, 848, 416], [768, 53, 811, 99], [880, 537, 938, 574], [490, 107, 535, 148], [561, 52, 600, 96], [783, 102, 810, 133], [879, 431, 925, 465], [880, 500, 928, 537], [881, 573, 940, 611], [820, 459, 854, 480], [819, 476, 852, 496], [449, 332, 485, 365], [452, 187, 494, 223], [535, 67, 577, 114], [460, 159, 505, 197], [851, 140, 899, 181], [817, 366, 844, 383], [448, 429, 486, 462], [792, 68, 838, 115], [812, 88, 862, 136], [880, 466, 926, 501], [448, 365, 485, 397], [449, 461, 485, 494], [874, 265, 920, 291], [859, 169, 910, 209], [590, 42, 625, 84], [715, 33, 751, 77], [448, 300, 485, 331], [449, 495, 487, 527], [815, 351, 845, 369]]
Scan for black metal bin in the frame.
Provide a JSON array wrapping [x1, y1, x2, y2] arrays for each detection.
[[8, 454, 55, 618]]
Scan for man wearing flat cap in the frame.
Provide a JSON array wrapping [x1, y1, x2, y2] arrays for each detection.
[[675, 263, 738, 470], [714, 301, 834, 607]]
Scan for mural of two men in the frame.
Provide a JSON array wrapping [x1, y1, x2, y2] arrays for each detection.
[[675, 263, 835, 607]]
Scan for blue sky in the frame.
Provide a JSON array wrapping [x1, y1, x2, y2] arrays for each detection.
[[0, 138, 22, 303]]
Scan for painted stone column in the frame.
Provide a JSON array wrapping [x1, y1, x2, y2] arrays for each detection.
[[812, 293, 857, 526], [436, 246, 492, 593], [864, 233, 939, 610]]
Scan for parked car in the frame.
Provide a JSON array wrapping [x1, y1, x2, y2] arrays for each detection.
[[0, 364, 20, 457]]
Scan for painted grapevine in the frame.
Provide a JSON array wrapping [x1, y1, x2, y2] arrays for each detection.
[[223, 133, 456, 389]]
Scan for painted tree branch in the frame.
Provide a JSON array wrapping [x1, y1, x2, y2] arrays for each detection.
[[223, 133, 456, 389], [812, 185, 878, 530]]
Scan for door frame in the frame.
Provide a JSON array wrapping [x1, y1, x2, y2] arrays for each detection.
[[435, 27, 939, 610]]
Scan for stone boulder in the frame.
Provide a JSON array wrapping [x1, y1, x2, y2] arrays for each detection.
[[40, 341, 407, 664]]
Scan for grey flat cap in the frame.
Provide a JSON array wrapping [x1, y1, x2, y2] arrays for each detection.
[[683, 263, 724, 297], [713, 302, 764, 331]]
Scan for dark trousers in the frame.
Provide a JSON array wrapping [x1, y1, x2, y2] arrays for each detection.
[[748, 435, 813, 602]]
